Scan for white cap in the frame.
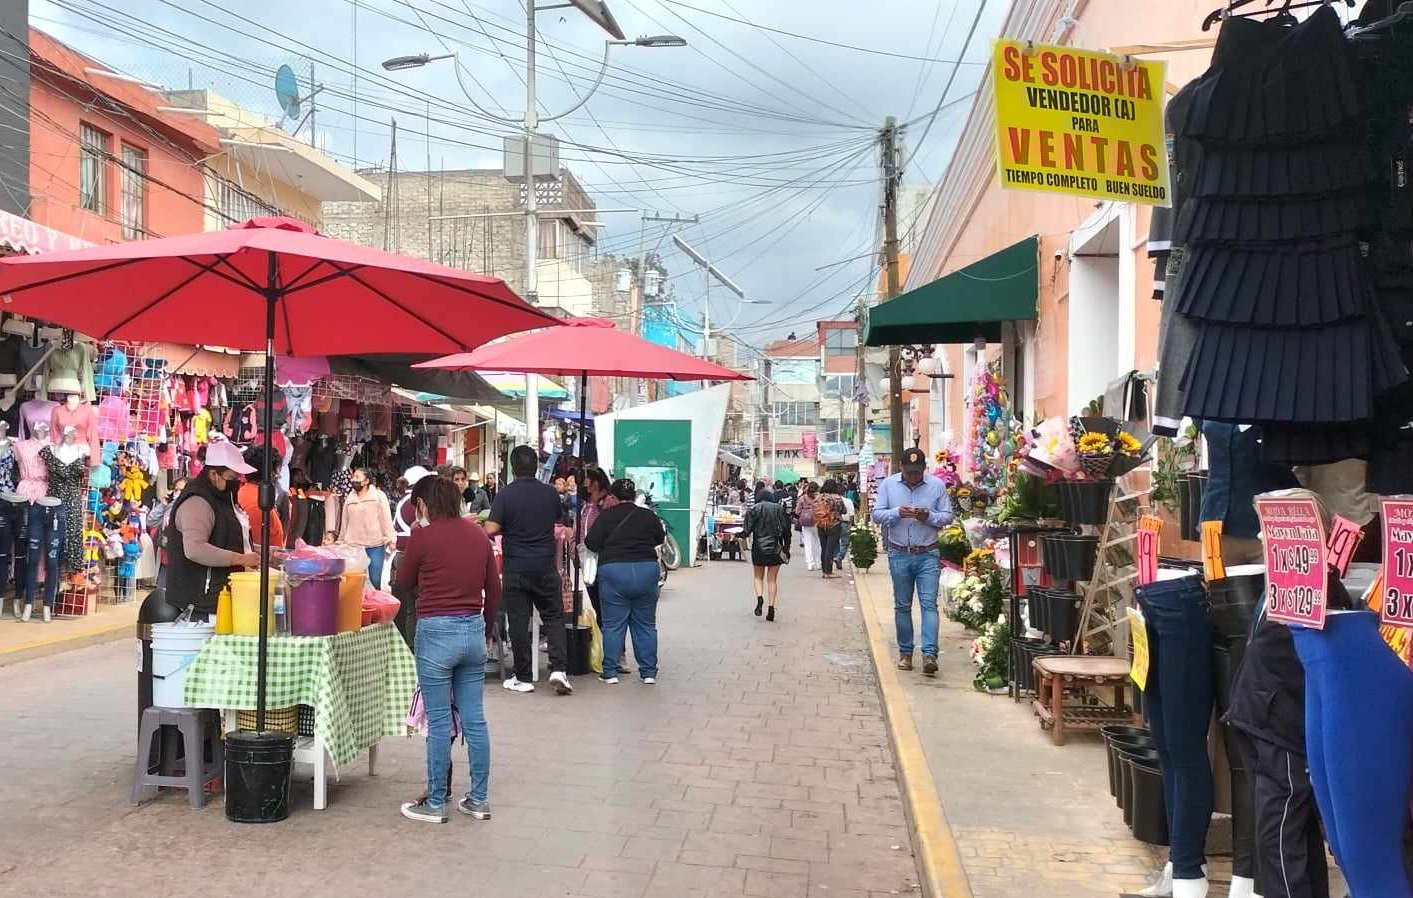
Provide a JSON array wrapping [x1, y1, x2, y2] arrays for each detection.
[[205, 439, 256, 475], [403, 465, 433, 486]]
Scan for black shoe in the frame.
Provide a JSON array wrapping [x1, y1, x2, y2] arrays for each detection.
[[754, 597, 764, 617], [766, 606, 776, 622]]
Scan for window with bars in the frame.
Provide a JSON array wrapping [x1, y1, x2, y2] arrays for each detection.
[[823, 328, 857, 357], [120, 144, 147, 239], [771, 401, 821, 426], [217, 181, 274, 225], [79, 122, 110, 215]]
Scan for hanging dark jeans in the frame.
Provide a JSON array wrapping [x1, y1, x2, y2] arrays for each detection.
[[1234, 729, 1329, 898], [0, 497, 28, 597], [1291, 611, 1413, 898], [24, 502, 64, 605], [1136, 574, 1214, 881]]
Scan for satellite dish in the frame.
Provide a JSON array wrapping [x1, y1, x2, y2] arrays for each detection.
[[275, 64, 301, 119]]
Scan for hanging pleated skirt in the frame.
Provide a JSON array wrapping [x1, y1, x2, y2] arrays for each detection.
[[1262, 423, 1372, 467], [1191, 142, 1372, 199], [1180, 316, 1405, 424], [1173, 242, 1372, 328], [1182, 7, 1361, 147]]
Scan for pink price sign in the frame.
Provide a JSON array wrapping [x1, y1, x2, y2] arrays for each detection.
[[1255, 496, 1328, 630], [1381, 498, 1413, 629]]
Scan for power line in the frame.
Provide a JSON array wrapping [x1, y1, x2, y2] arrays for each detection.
[[659, 1, 991, 65], [904, 0, 990, 172]]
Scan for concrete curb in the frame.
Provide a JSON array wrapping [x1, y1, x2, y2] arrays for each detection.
[[0, 618, 133, 667], [853, 569, 974, 898]]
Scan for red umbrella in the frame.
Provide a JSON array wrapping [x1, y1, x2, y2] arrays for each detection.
[[417, 317, 752, 621], [415, 316, 753, 381], [0, 217, 559, 734]]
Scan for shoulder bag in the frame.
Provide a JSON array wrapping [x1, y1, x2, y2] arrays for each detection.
[[583, 506, 635, 585]]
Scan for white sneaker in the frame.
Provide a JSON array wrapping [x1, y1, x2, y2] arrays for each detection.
[[41, 606, 51, 623], [601, 676, 620, 685], [1137, 863, 1174, 898], [502, 677, 534, 693], [20, 603, 31, 623], [549, 671, 573, 695], [643, 677, 657, 685], [1171, 879, 1208, 898]]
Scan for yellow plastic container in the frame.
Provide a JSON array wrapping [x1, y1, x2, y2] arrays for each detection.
[[337, 572, 366, 633], [214, 586, 234, 635], [229, 570, 276, 636]]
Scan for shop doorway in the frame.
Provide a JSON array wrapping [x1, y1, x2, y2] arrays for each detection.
[[1067, 209, 1123, 414]]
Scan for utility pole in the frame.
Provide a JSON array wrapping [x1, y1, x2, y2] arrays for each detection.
[[634, 212, 699, 406], [880, 116, 904, 465], [521, 0, 541, 441], [856, 289, 869, 516]]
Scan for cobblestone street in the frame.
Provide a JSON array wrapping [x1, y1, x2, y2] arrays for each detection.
[[0, 558, 921, 898]]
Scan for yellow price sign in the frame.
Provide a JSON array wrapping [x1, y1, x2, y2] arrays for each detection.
[[992, 41, 1170, 206], [1126, 607, 1149, 691]]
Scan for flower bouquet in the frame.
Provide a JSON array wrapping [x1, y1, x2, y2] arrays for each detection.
[[1077, 431, 1116, 478]]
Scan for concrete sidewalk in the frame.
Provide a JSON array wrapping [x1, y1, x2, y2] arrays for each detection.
[[0, 600, 135, 667], [0, 557, 921, 898], [852, 570, 1165, 898]]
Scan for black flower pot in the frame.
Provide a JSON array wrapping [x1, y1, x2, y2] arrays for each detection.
[[1105, 732, 1155, 800], [1046, 590, 1083, 645], [1027, 587, 1051, 635], [1129, 755, 1170, 845], [1040, 533, 1098, 581], [1057, 479, 1114, 526], [1011, 636, 1061, 695]]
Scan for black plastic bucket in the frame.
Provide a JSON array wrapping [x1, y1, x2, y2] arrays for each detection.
[[1040, 533, 1099, 581], [1120, 748, 1161, 825], [566, 623, 593, 676], [225, 730, 294, 824], [1129, 755, 1170, 845], [1057, 479, 1114, 526]]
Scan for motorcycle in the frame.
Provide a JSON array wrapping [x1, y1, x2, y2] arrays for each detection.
[[636, 489, 682, 574]]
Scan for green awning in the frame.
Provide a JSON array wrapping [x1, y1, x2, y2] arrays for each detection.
[[863, 235, 1038, 346]]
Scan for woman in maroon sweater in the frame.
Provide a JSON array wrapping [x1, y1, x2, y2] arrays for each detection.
[[395, 476, 501, 825]]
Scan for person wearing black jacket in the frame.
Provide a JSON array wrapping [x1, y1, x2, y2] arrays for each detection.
[[586, 478, 664, 685], [743, 489, 791, 621]]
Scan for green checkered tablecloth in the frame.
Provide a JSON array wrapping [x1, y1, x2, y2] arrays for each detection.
[[184, 625, 417, 768]]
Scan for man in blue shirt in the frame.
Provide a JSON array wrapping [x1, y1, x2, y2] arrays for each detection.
[[871, 446, 953, 676]]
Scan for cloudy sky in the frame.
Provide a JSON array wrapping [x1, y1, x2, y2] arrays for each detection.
[[31, 0, 1004, 348]]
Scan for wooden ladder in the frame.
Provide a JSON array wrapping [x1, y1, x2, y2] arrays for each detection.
[[1072, 463, 1152, 656]]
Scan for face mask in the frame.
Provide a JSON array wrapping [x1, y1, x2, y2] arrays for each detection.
[[354, 481, 369, 492]]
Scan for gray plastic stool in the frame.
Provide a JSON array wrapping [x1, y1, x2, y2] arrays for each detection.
[[131, 707, 223, 808]]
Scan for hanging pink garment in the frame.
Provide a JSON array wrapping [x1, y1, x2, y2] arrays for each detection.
[[96, 396, 131, 443]]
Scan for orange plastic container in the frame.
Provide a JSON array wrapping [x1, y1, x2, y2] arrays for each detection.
[[337, 572, 366, 633]]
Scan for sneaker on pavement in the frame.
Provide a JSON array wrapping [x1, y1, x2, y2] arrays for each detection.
[[643, 677, 657, 685], [400, 800, 448, 824], [923, 655, 939, 676], [457, 796, 491, 820], [601, 675, 620, 685], [897, 655, 914, 672], [550, 670, 574, 695], [502, 677, 534, 693]]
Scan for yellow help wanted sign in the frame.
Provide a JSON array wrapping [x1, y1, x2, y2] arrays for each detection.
[[992, 40, 1171, 206]]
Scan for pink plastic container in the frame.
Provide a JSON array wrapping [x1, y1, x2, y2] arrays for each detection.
[[288, 578, 340, 636]]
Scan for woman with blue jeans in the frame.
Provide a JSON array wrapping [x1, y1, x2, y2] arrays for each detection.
[[393, 475, 501, 824], [586, 478, 664, 684]]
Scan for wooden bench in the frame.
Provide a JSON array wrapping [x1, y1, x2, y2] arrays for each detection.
[[1032, 656, 1135, 745]]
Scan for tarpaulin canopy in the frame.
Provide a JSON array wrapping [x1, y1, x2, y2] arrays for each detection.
[[863, 235, 1038, 346]]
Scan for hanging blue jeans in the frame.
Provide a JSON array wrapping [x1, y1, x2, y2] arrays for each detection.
[[598, 560, 661, 680], [888, 550, 940, 657], [1292, 611, 1413, 898], [1136, 574, 1214, 881], [24, 501, 63, 605], [0, 497, 27, 597], [414, 614, 490, 811]]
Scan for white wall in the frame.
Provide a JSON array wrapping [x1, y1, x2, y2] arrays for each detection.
[[1067, 214, 1121, 415]]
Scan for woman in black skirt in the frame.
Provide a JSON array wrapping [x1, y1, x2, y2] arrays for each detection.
[[743, 487, 791, 622]]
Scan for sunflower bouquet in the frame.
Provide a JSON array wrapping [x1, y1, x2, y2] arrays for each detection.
[[1077, 431, 1116, 477]]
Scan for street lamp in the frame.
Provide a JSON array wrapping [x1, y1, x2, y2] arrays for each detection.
[[384, 2, 684, 437]]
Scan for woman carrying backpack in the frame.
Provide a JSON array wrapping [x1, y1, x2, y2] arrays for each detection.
[[814, 480, 847, 579], [796, 481, 820, 570]]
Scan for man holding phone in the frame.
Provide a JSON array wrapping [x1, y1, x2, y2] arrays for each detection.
[[872, 446, 953, 676]]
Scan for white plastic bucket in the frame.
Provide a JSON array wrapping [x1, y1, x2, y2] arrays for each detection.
[[150, 620, 216, 708]]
